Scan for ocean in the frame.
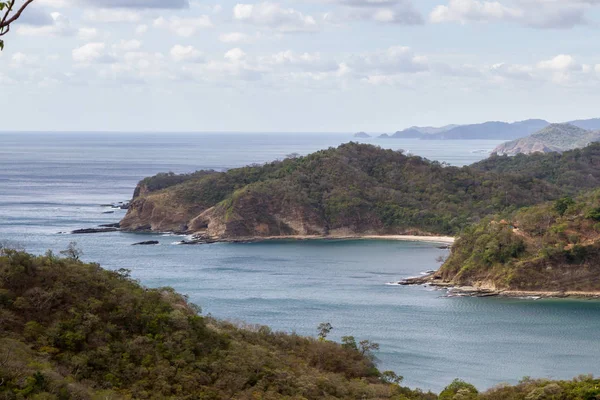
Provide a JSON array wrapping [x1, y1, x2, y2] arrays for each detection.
[[1, 132, 599, 392]]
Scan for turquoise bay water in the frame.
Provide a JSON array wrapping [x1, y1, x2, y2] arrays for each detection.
[[1, 132, 599, 391]]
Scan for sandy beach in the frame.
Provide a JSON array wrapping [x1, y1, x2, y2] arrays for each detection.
[[204, 234, 456, 245]]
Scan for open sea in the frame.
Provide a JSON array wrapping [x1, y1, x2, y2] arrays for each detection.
[[1, 132, 599, 392]]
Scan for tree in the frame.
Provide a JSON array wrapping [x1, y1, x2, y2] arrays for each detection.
[[341, 335, 358, 350], [554, 196, 575, 216], [60, 241, 83, 261], [0, 0, 35, 50], [381, 371, 404, 385], [358, 339, 380, 357], [439, 379, 478, 400], [317, 322, 332, 341]]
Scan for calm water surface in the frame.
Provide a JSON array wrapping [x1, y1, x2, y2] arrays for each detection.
[[1, 132, 599, 392]]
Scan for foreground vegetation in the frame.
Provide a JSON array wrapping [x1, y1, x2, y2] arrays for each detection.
[[0, 249, 433, 400], [438, 189, 600, 292], [1, 250, 599, 399]]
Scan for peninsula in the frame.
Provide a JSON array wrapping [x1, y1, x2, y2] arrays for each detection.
[[120, 143, 564, 240]]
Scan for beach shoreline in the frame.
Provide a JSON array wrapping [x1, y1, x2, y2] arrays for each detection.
[[184, 234, 456, 245]]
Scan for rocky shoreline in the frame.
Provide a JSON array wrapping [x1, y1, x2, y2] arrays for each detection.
[[397, 274, 600, 299]]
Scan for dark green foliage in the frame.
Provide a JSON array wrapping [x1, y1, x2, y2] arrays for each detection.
[[439, 380, 478, 400], [137, 171, 219, 195], [480, 376, 600, 400], [440, 189, 600, 291], [0, 250, 429, 400], [473, 143, 600, 194], [586, 207, 600, 221], [554, 197, 575, 216], [1, 250, 599, 399], [131, 143, 567, 236]]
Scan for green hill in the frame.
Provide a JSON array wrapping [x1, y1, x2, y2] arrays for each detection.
[[120, 143, 562, 238], [437, 189, 600, 294]]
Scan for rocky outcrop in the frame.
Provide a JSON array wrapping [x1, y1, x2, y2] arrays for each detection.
[[132, 240, 159, 245], [71, 227, 120, 234]]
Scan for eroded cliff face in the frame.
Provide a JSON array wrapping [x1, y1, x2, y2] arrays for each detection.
[[121, 180, 407, 239], [120, 192, 198, 233]]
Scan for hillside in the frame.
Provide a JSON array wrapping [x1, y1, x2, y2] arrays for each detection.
[[568, 117, 600, 131], [473, 142, 600, 193], [0, 249, 432, 399], [388, 125, 459, 139], [3, 250, 600, 399], [493, 124, 600, 156], [120, 143, 562, 238], [435, 189, 600, 294]]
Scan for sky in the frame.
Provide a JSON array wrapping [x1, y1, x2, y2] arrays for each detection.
[[1, 0, 600, 132]]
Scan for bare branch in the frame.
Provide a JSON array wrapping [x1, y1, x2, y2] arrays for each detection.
[[1, 0, 35, 29]]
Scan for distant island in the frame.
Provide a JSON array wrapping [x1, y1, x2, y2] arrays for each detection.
[[493, 123, 600, 155], [353, 131, 371, 138], [371, 118, 600, 141]]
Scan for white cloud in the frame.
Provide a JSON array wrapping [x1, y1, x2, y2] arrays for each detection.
[[153, 15, 213, 37], [11, 52, 39, 67], [170, 45, 205, 63], [224, 48, 247, 62], [72, 42, 114, 64], [219, 32, 253, 43], [490, 62, 534, 81], [353, 46, 429, 75], [430, 0, 523, 23], [84, 9, 141, 23], [99, 51, 169, 84], [233, 2, 318, 32], [537, 54, 579, 71], [430, 0, 600, 29], [135, 24, 149, 35], [45, 0, 189, 8], [113, 39, 143, 52], [328, 0, 424, 25], [78, 27, 99, 40], [36, 0, 72, 7]]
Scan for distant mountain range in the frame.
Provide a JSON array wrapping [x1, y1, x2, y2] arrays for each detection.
[[360, 118, 600, 141], [493, 123, 600, 156]]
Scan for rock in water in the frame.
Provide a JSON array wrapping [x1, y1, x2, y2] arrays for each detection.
[[71, 227, 119, 234], [132, 240, 159, 246]]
